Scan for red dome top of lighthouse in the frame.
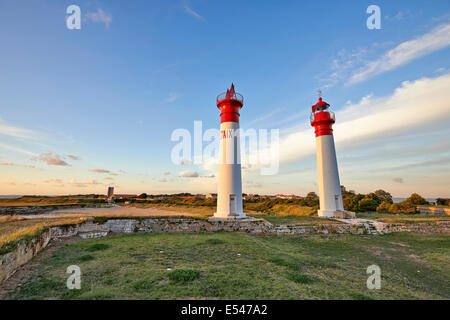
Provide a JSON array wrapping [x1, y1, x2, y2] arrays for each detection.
[[310, 96, 335, 137], [217, 83, 244, 123], [312, 97, 330, 113]]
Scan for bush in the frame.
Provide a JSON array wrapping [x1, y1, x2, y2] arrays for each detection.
[[376, 201, 391, 212], [343, 193, 364, 212], [436, 198, 450, 206], [406, 193, 428, 205], [374, 189, 393, 204], [388, 202, 416, 214], [358, 198, 379, 212]]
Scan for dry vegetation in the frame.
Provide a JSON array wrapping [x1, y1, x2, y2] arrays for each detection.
[[0, 216, 83, 254], [0, 196, 103, 207]]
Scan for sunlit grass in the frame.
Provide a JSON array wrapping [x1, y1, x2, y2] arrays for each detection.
[[6, 233, 450, 300], [0, 217, 83, 254]]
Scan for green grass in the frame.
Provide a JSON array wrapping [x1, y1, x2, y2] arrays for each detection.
[[252, 215, 342, 225], [5, 232, 449, 300], [167, 269, 201, 283], [357, 212, 450, 223]]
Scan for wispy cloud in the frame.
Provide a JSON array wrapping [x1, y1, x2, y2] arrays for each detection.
[[67, 154, 80, 160], [184, 5, 203, 20], [348, 23, 450, 84], [163, 92, 179, 103], [0, 162, 36, 168], [392, 177, 404, 183], [0, 115, 41, 141], [86, 179, 101, 185], [32, 151, 70, 166], [85, 8, 112, 28], [69, 179, 86, 188], [251, 72, 450, 169], [180, 171, 199, 178], [89, 168, 110, 173]]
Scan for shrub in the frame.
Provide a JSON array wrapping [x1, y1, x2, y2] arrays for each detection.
[[358, 198, 379, 212], [406, 193, 428, 205], [376, 201, 391, 212], [388, 202, 416, 214], [374, 189, 393, 204]]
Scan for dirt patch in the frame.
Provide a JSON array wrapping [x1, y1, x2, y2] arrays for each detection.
[[389, 241, 410, 247]]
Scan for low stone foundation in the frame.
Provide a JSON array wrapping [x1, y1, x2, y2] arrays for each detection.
[[417, 206, 450, 216], [1, 218, 449, 283]]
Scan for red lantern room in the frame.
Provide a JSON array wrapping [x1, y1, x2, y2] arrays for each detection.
[[310, 97, 336, 137], [216, 83, 244, 124]]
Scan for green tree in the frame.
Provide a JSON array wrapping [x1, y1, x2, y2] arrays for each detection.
[[306, 192, 318, 199], [358, 198, 378, 211], [376, 201, 391, 212], [138, 193, 147, 199], [406, 193, 428, 205], [363, 193, 382, 206], [374, 189, 393, 204]]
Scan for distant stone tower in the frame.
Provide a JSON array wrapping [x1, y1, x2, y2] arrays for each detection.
[[214, 84, 246, 219], [107, 186, 114, 203]]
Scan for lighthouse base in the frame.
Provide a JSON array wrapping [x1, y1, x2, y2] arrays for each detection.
[[210, 213, 248, 221], [318, 210, 356, 219], [212, 212, 247, 220]]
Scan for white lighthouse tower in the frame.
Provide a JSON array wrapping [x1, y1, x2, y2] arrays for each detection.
[[214, 83, 246, 219], [310, 96, 354, 218]]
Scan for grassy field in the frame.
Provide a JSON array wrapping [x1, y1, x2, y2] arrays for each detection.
[[0, 196, 103, 207], [129, 203, 215, 217], [3, 232, 449, 300], [357, 212, 450, 223], [0, 216, 83, 254]]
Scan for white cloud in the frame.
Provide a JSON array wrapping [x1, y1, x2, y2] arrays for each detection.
[[265, 73, 450, 167], [85, 8, 112, 28], [348, 23, 450, 84], [33, 151, 70, 166], [180, 171, 199, 178], [163, 92, 179, 103], [0, 116, 41, 141], [392, 177, 404, 183], [69, 178, 86, 187], [67, 154, 80, 160], [184, 5, 202, 20], [86, 179, 100, 185], [89, 168, 110, 173]]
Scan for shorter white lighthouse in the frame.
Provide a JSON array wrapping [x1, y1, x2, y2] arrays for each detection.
[[214, 84, 246, 219], [310, 97, 353, 218]]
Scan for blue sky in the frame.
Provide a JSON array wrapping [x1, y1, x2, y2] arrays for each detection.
[[1, 0, 450, 197]]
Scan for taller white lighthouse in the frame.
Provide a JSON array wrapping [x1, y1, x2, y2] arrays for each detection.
[[214, 84, 246, 219], [310, 96, 349, 218]]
